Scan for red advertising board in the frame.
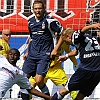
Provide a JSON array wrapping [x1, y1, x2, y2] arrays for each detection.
[[0, 0, 99, 32]]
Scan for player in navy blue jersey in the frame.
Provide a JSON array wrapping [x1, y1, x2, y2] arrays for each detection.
[[50, 23, 100, 100], [21, 1, 63, 100]]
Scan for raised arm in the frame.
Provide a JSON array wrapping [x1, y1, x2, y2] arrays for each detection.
[[50, 35, 63, 58], [81, 23, 100, 33]]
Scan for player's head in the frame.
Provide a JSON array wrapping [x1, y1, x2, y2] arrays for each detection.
[[61, 28, 74, 45], [7, 48, 20, 66], [32, 0, 46, 20], [2, 29, 11, 42]]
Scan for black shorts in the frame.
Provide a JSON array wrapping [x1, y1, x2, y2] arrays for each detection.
[[22, 55, 51, 77], [68, 68, 100, 97]]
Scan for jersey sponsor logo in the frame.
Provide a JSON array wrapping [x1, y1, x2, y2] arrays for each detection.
[[83, 52, 100, 58], [0, 0, 99, 32], [32, 31, 44, 34]]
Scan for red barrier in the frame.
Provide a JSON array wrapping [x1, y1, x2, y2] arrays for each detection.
[[0, 0, 99, 32]]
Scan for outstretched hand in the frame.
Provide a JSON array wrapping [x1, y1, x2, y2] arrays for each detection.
[[50, 49, 57, 59], [93, 23, 100, 29]]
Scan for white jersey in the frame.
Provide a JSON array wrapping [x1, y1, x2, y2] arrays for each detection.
[[0, 55, 32, 98]]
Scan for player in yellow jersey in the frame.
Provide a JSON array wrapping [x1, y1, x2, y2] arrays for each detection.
[[30, 35, 78, 100], [44, 42, 78, 86], [0, 29, 11, 57]]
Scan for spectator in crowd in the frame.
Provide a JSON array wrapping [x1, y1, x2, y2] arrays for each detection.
[[21, 1, 63, 100], [0, 29, 11, 57], [0, 48, 51, 100], [50, 23, 100, 100]]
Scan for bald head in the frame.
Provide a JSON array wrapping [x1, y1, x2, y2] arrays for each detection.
[[2, 29, 10, 34], [2, 29, 11, 42]]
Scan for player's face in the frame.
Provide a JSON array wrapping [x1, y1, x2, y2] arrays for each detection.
[[2, 31, 11, 42], [7, 50, 20, 66], [62, 34, 72, 45], [33, 3, 45, 20]]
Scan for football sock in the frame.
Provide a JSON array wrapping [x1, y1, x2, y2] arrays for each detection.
[[39, 84, 50, 96], [57, 91, 64, 99], [51, 91, 64, 100], [20, 88, 30, 100], [20, 92, 30, 100]]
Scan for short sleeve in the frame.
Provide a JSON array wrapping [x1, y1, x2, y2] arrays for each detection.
[[50, 20, 63, 35], [72, 30, 82, 45], [47, 18, 63, 35]]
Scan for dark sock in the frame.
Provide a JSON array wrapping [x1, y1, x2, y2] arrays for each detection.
[[51, 92, 59, 100], [20, 92, 30, 100], [39, 84, 50, 96], [51, 92, 64, 100], [74, 98, 79, 100]]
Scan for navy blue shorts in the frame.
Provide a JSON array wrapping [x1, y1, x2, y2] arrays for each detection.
[[68, 68, 100, 97], [22, 55, 51, 77]]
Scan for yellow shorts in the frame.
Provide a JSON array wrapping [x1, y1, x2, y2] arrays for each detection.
[[29, 64, 68, 86], [44, 64, 68, 86]]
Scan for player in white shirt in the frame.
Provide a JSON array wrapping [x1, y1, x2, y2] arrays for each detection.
[[0, 48, 50, 100]]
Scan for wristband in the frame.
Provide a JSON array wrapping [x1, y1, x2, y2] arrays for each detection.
[[66, 54, 69, 58]]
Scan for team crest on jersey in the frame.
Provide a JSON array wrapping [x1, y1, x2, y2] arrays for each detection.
[[42, 22, 45, 29]]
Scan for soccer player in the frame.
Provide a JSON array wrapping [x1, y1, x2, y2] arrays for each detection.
[[44, 43, 78, 100], [0, 48, 51, 100], [50, 23, 100, 100], [0, 29, 11, 57], [0, 29, 12, 98], [29, 34, 78, 100], [22, 1, 63, 99]]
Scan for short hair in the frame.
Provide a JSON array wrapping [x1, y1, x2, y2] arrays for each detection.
[[9, 48, 20, 57], [62, 28, 74, 36], [32, 0, 45, 9]]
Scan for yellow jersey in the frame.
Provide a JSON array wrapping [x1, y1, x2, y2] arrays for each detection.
[[0, 38, 10, 57], [50, 42, 71, 67]]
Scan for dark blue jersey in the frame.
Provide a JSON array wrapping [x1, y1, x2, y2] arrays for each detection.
[[28, 14, 63, 58], [72, 30, 100, 71]]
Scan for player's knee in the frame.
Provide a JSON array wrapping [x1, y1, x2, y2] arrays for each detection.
[[35, 75, 44, 87], [35, 80, 43, 87], [60, 87, 69, 96]]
